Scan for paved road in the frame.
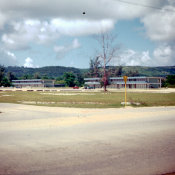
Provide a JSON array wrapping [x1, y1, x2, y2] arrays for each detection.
[[0, 103, 175, 175]]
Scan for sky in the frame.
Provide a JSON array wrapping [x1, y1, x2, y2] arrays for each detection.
[[0, 0, 175, 68]]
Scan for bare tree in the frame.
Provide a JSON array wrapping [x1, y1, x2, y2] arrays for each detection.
[[89, 56, 101, 78], [95, 32, 120, 91]]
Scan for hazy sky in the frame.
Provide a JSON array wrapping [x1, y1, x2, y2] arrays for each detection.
[[0, 0, 175, 68]]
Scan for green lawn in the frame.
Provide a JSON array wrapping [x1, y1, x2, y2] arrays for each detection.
[[0, 91, 175, 108]]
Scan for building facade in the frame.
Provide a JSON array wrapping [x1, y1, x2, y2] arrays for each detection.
[[84, 78, 101, 88], [84, 77, 162, 89], [12, 79, 55, 88]]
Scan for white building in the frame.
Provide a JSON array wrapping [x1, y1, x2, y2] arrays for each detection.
[[84, 78, 101, 88], [84, 77, 162, 89], [12, 79, 55, 88]]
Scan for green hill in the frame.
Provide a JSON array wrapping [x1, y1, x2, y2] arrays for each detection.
[[4, 65, 175, 79], [122, 66, 175, 77], [5, 66, 87, 79]]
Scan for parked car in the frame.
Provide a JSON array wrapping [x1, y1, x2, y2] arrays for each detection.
[[73, 86, 79, 89]]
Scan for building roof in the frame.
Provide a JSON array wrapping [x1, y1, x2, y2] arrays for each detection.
[[12, 82, 43, 85], [12, 79, 42, 82], [84, 78, 101, 80], [84, 77, 162, 81], [12, 79, 55, 82], [110, 76, 147, 80], [84, 82, 101, 85], [112, 81, 147, 85]]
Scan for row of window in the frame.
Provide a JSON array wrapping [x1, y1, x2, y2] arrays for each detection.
[[13, 81, 42, 83], [12, 81, 54, 84], [86, 78, 160, 83]]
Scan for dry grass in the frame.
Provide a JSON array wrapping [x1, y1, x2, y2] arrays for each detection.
[[0, 91, 175, 108]]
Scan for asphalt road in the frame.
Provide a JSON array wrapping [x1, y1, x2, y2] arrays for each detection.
[[0, 103, 175, 175]]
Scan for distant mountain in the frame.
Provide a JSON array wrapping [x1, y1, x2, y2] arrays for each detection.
[[122, 66, 175, 77], [5, 66, 88, 78], [4, 65, 175, 79]]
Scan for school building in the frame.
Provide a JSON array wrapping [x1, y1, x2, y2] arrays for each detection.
[[12, 79, 55, 88], [84, 77, 162, 89]]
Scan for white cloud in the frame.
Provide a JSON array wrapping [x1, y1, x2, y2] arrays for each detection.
[[0, 48, 17, 66], [139, 2, 175, 66], [24, 57, 34, 67], [115, 44, 175, 67], [0, 0, 158, 24], [6, 51, 16, 59], [54, 46, 65, 53], [0, 0, 175, 67], [1, 19, 114, 50], [117, 49, 152, 66], [2, 20, 56, 50], [72, 39, 81, 49], [0, 0, 167, 38], [0, 12, 7, 29], [54, 38, 81, 58], [54, 38, 81, 53], [141, 5, 175, 42], [153, 44, 175, 66], [0, 1, 174, 45], [50, 18, 114, 36]]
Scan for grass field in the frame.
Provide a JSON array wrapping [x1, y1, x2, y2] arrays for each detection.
[[0, 90, 175, 108]]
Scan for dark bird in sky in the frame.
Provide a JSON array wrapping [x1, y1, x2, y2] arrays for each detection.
[[82, 12, 86, 15]]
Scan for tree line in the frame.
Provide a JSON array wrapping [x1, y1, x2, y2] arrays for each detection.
[[162, 75, 175, 88], [0, 66, 17, 87], [1, 64, 175, 88], [0, 65, 84, 87]]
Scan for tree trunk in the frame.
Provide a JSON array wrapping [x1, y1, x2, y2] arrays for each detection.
[[103, 67, 107, 92]]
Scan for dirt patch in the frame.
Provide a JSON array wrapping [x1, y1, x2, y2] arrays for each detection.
[[40, 93, 95, 96], [18, 101, 104, 105], [2, 95, 14, 96]]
